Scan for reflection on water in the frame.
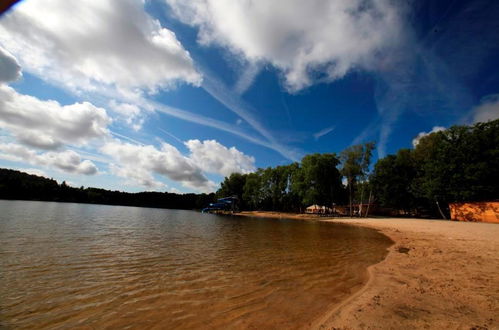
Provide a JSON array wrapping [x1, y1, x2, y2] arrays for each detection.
[[0, 200, 392, 329]]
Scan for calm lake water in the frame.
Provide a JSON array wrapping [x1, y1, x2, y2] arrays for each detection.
[[0, 200, 392, 329]]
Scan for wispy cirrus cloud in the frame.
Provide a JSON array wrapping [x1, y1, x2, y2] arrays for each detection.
[[233, 61, 262, 95], [200, 67, 301, 161], [313, 125, 335, 140], [145, 96, 301, 161]]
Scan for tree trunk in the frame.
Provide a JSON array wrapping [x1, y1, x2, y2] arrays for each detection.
[[349, 179, 353, 217], [435, 199, 447, 219], [358, 178, 365, 217], [365, 189, 373, 217]]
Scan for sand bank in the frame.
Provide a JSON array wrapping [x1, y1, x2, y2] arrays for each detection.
[[237, 212, 499, 329]]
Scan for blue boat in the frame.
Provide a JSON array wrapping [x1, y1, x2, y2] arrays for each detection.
[[202, 196, 239, 213]]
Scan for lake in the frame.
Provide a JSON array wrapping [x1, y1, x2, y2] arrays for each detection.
[[0, 200, 392, 329]]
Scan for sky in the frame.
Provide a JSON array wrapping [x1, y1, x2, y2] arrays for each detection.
[[0, 0, 498, 193]]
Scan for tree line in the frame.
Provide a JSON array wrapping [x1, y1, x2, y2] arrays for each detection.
[[0, 168, 215, 210], [217, 120, 499, 218], [1, 120, 496, 217]]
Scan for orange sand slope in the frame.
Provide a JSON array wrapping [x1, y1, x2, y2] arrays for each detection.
[[318, 218, 499, 330], [238, 212, 499, 329], [450, 201, 499, 223]]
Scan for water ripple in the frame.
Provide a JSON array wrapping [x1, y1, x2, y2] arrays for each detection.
[[0, 200, 392, 329]]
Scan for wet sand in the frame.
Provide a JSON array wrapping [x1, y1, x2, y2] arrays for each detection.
[[238, 212, 499, 329]]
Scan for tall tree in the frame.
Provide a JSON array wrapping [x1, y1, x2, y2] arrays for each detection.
[[216, 173, 248, 208], [340, 142, 375, 216], [242, 171, 263, 210], [371, 149, 420, 214], [294, 153, 343, 208]]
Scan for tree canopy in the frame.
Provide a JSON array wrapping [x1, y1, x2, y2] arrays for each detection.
[[218, 153, 346, 212], [371, 119, 499, 217], [220, 120, 498, 218]]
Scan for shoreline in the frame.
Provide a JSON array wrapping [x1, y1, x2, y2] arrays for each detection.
[[236, 211, 499, 329]]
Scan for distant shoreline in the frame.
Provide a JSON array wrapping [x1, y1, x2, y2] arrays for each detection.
[[235, 211, 499, 329]]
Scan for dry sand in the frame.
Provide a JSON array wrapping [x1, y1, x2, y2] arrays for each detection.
[[238, 212, 499, 329]]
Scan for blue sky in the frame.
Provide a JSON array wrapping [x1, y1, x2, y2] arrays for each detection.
[[0, 0, 498, 193]]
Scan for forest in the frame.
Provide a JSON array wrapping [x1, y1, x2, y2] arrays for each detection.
[[0, 168, 215, 210], [216, 120, 499, 218]]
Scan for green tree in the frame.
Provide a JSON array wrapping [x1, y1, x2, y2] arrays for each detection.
[[412, 119, 499, 217], [216, 173, 248, 208], [340, 142, 375, 216], [293, 153, 343, 208], [371, 149, 420, 214], [242, 171, 263, 210]]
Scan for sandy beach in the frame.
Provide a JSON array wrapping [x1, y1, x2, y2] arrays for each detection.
[[237, 212, 499, 329]]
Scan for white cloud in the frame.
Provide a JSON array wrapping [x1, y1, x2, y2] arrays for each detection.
[[185, 139, 256, 177], [412, 126, 446, 148], [472, 94, 499, 123], [233, 61, 261, 95], [0, 143, 98, 175], [0, 0, 201, 93], [0, 85, 111, 150], [100, 140, 217, 192], [100, 139, 256, 192], [19, 168, 48, 178], [0, 1, 300, 161], [166, 0, 404, 91], [0, 46, 21, 82], [108, 100, 145, 131], [108, 163, 166, 191], [313, 125, 335, 140]]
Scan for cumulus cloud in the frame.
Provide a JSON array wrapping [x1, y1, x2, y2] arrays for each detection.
[[0, 46, 21, 82], [0, 143, 98, 175], [108, 100, 145, 131], [166, 0, 404, 91], [472, 94, 499, 123], [108, 163, 166, 191], [0, 0, 201, 92], [100, 139, 256, 192], [100, 140, 217, 192], [412, 126, 446, 148], [185, 139, 256, 177], [0, 85, 111, 150]]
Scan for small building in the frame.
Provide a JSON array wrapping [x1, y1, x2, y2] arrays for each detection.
[[449, 201, 499, 223], [305, 204, 332, 214]]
